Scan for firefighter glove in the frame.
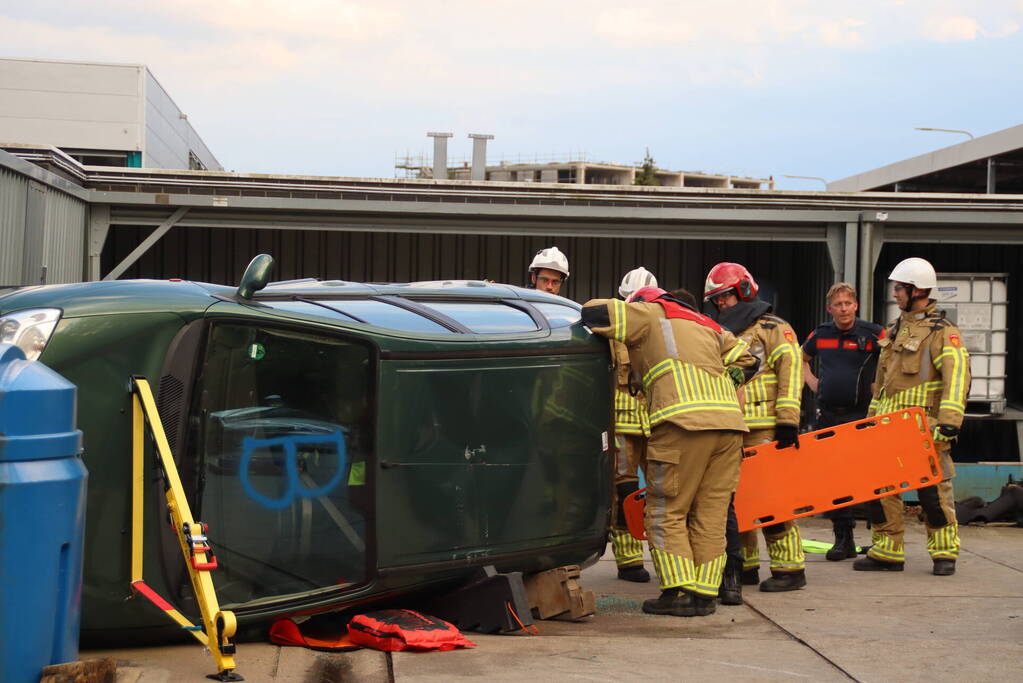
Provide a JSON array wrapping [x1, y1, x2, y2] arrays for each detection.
[[775, 423, 800, 449], [933, 424, 959, 442], [726, 365, 744, 387]]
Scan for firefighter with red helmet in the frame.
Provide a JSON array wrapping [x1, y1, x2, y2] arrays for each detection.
[[704, 262, 807, 593], [582, 286, 755, 617]]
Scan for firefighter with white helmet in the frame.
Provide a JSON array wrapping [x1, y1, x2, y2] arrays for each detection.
[[855, 257, 969, 575], [619, 267, 657, 299], [704, 262, 807, 595], [528, 247, 570, 295], [606, 268, 660, 583]]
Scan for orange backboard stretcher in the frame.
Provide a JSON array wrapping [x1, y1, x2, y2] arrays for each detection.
[[624, 407, 941, 538]]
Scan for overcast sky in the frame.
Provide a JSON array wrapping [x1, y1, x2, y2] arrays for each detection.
[[3, 1, 1022, 189]]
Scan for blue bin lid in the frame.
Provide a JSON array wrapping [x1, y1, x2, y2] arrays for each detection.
[[0, 344, 82, 462]]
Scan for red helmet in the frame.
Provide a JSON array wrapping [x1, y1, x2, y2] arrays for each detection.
[[704, 262, 758, 301], [627, 286, 667, 303]]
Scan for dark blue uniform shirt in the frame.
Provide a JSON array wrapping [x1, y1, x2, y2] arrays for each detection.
[[803, 319, 885, 413]]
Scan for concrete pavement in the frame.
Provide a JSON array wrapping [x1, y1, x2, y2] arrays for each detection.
[[84, 517, 1023, 682]]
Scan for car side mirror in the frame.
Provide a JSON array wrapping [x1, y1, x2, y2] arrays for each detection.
[[236, 254, 274, 299]]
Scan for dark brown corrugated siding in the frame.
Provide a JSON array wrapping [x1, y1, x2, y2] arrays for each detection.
[[103, 225, 834, 339]]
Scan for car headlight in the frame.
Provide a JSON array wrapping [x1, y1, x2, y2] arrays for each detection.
[[0, 308, 62, 361]]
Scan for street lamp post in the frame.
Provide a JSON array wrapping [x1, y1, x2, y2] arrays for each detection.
[[914, 127, 975, 140], [782, 174, 828, 189]]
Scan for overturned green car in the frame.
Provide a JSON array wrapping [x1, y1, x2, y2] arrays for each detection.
[[0, 257, 612, 642]]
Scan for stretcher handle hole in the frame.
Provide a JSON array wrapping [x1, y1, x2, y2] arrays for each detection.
[[854, 421, 876, 430], [793, 505, 814, 515], [900, 481, 910, 489], [920, 476, 932, 484], [928, 457, 940, 477], [814, 430, 836, 440], [874, 485, 896, 495], [832, 495, 854, 506], [754, 515, 775, 524]]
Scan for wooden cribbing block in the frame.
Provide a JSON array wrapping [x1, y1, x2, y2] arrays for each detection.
[[523, 565, 596, 620], [40, 658, 116, 683]]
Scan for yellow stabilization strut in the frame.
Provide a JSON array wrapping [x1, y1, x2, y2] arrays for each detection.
[[130, 376, 242, 682]]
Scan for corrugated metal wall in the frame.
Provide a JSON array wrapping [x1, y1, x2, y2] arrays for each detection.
[[103, 225, 836, 341], [41, 188, 87, 284], [0, 165, 29, 285], [0, 161, 86, 285]]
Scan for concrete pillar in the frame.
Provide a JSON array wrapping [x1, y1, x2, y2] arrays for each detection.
[[575, 163, 586, 184], [857, 216, 885, 321], [468, 134, 494, 181], [88, 204, 111, 281], [987, 157, 996, 193], [427, 132, 453, 180]]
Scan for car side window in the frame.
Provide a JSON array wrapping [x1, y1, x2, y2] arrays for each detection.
[[194, 323, 372, 603]]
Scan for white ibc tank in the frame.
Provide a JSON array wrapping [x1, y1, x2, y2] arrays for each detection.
[[883, 273, 1007, 414]]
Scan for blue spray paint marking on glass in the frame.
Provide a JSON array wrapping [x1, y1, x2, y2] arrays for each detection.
[[239, 430, 346, 509]]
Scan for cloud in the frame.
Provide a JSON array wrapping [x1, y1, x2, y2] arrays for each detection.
[[923, 15, 980, 41]]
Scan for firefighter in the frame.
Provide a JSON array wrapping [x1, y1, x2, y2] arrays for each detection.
[[608, 268, 659, 582], [802, 282, 885, 560], [528, 247, 570, 295], [704, 262, 807, 592], [855, 257, 969, 576], [582, 286, 755, 617]]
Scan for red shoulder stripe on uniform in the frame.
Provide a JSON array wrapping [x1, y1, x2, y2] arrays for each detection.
[[654, 299, 723, 333]]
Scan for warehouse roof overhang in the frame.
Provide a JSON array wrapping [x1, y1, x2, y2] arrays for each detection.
[[828, 124, 1023, 194], [7, 143, 1023, 240]]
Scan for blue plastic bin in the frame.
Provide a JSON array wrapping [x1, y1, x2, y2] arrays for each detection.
[[0, 343, 86, 683]]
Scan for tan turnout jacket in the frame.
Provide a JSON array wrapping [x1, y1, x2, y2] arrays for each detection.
[[583, 299, 755, 435], [868, 301, 971, 428], [735, 313, 803, 428]]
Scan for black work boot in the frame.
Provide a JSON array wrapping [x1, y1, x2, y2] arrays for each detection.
[[689, 592, 717, 616], [617, 563, 651, 583], [740, 567, 760, 586], [825, 522, 857, 561], [932, 559, 956, 576], [642, 588, 694, 616], [852, 556, 904, 571], [759, 569, 807, 592], [718, 558, 743, 605]]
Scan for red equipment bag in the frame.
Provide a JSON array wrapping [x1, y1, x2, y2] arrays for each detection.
[[269, 617, 362, 652], [347, 610, 476, 652]]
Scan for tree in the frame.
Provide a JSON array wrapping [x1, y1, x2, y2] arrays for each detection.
[[634, 148, 660, 186]]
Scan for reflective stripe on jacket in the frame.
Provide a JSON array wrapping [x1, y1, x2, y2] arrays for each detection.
[[737, 313, 803, 428]]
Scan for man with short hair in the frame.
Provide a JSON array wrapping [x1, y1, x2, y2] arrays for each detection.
[[802, 282, 884, 560], [855, 257, 970, 576], [528, 247, 570, 295]]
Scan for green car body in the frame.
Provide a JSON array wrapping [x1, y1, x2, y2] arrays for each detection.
[[0, 274, 613, 642]]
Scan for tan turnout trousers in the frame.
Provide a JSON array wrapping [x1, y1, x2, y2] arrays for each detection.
[[642, 424, 743, 596]]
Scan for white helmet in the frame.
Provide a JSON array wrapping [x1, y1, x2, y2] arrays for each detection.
[[619, 267, 658, 299], [888, 257, 937, 289], [528, 246, 569, 278]]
